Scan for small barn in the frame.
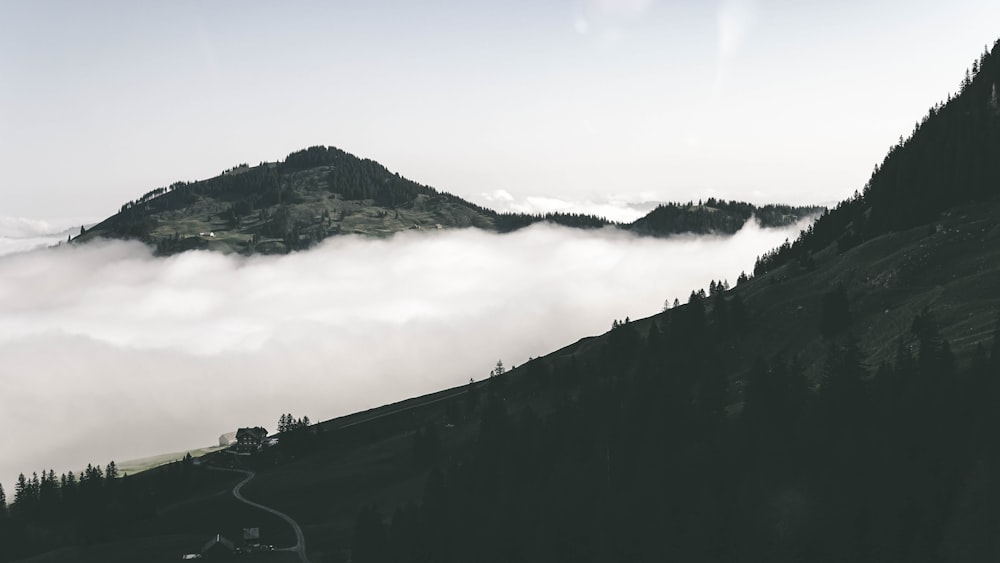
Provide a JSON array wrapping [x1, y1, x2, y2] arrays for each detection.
[[235, 427, 268, 453]]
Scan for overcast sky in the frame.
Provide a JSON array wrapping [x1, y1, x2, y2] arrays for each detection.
[[2, 1, 999, 221]]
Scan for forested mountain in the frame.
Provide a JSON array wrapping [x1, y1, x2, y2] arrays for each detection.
[[628, 197, 821, 236], [74, 146, 819, 255]]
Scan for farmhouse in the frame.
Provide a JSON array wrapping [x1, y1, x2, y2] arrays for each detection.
[[235, 427, 268, 453]]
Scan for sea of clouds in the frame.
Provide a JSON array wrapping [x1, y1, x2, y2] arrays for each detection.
[[0, 217, 812, 489], [0, 216, 95, 258]]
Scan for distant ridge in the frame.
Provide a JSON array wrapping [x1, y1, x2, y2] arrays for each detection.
[[74, 145, 821, 255]]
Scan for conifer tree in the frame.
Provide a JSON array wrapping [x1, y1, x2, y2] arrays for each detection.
[[13, 473, 27, 515]]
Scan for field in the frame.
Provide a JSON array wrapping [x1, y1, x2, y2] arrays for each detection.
[[118, 446, 227, 477]]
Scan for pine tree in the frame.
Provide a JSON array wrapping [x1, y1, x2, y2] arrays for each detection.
[[13, 473, 28, 515]]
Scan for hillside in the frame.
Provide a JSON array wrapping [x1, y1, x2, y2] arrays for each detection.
[[73, 146, 820, 255]]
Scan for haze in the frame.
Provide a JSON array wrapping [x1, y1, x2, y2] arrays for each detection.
[[0, 219, 811, 489], [3, 1, 1000, 220]]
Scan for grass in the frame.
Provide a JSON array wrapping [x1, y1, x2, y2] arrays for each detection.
[[117, 446, 226, 476], [150, 480, 297, 548], [744, 198, 1000, 366]]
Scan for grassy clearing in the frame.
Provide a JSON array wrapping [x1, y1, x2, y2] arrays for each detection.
[[118, 446, 226, 476]]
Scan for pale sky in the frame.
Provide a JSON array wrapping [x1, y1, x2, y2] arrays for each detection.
[[2, 1, 1000, 220]]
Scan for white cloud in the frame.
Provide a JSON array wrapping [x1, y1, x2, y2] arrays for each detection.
[[479, 192, 661, 223], [573, 0, 652, 44], [714, 0, 758, 96], [590, 0, 652, 17], [0, 219, 812, 488], [480, 189, 516, 203], [717, 0, 756, 58], [0, 216, 99, 257]]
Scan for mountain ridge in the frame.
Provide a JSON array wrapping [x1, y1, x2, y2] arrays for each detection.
[[73, 145, 821, 255]]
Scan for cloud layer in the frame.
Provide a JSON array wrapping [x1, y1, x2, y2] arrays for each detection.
[[479, 190, 660, 223], [0, 219, 810, 488], [0, 216, 96, 257]]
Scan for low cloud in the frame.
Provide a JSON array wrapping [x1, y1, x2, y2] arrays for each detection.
[[0, 219, 811, 488], [0, 216, 97, 257], [479, 191, 660, 223]]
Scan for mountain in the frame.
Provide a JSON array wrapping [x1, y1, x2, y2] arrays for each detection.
[[7, 38, 1000, 563], [627, 197, 818, 237], [73, 145, 820, 255]]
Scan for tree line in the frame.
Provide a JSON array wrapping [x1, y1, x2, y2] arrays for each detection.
[[629, 198, 821, 237], [0, 455, 228, 561]]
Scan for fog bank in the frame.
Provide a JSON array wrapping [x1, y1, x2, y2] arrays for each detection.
[[0, 216, 95, 257], [0, 219, 811, 489]]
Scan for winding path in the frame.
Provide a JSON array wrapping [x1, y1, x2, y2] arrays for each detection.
[[207, 465, 311, 563]]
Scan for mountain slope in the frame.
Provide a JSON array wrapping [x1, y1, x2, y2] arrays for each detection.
[[74, 145, 820, 255]]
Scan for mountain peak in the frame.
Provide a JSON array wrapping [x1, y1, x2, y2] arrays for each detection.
[[75, 145, 820, 255]]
